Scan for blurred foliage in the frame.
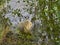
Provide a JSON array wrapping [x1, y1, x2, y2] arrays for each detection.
[[0, 0, 5, 5], [0, 0, 60, 45]]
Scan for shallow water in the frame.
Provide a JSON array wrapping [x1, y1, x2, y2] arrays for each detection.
[[6, 0, 33, 26]]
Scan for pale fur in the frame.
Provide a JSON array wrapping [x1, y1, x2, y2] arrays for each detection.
[[17, 20, 32, 33]]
